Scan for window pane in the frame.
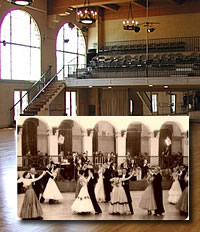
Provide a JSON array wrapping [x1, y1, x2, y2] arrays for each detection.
[[22, 91, 28, 112], [71, 92, 77, 116], [171, 94, 176, 113], [152, 94, 157, 113], [14, 91, 20, 120], [65, 92, 70, 116], [0, 10, 41, 80]]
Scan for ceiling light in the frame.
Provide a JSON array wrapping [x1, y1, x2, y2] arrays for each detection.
[[108, 86, 112, 89], [149, 84, 153, 87], [9, 0, 34, 6], [147, 27, 155, 33], [89, 86, 93, 88], [123, 1, 140, 32], [77, 0, 97, 25], [164, 85, 169, 88]]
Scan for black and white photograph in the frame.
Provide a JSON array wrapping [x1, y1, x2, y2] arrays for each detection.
[[17, 116, 189, 220]]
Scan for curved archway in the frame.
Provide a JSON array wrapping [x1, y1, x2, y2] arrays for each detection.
[[22, 118, 48, 168], [56, 22, 86, 79], [93, 121, 116, 165], [126, 122, 150, 156], [58, 119, 83, 155], [159, 122, 183, 169], [0, 9, 41, 80]]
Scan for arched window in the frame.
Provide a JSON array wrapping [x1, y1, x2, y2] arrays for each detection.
[[0, 10, 41, 80], [56, 23, 86, 79]]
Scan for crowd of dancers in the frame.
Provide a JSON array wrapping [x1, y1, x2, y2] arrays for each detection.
[[17, 161, 188, 220]]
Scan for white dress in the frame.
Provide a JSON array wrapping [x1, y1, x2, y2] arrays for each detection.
[[168, 173, 182, 204], [71, 176, 95, 214], [43, 172, 63, 201], [95, 170, 106, 202]]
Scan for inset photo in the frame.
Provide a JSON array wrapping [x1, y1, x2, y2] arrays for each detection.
[[17, 116, 189, 220]]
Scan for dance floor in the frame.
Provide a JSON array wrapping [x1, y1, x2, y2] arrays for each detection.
[[1, 124, 200, 232], [17, 191, 186, 220]]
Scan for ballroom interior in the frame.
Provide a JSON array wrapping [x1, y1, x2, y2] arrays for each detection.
[[0, 0, 200, 128]]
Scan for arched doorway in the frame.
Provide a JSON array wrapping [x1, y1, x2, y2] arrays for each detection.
[[93, 121, 116, 165], [159, 122, 183, 169], [58, 120, 83, 155], [22, 118, 38, 156]]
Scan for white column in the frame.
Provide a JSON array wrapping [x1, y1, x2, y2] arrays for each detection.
[[182, 132, 189, 165], [17, 127, 23, 167], [82, 129, 93, 162], [149, 131, 160, 166], [115, 130, 127, 167], [47, 128, 58, 163]]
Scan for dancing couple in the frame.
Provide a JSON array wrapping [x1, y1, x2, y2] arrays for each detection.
[[72, 168, 102, 215], [139, 166, 165, 216]]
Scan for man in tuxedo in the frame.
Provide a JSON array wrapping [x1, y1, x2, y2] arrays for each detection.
[[121, 168, 134, 215], [29, 167, 41, 200], [87, 169, 102, 214], [39, 162, 54, 203], [152, 167, 165, 216], [103, 162, 112, 202]]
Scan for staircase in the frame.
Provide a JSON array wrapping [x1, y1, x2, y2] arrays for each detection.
[[137, 91, 152, 114], [22, 80, 65, 116]]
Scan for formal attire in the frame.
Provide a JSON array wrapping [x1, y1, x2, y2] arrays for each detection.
[[179, 169, 187, 192], [168, 172, 182, 204], [43, 172, 63, 201], [75, 175, 82, 198], [88, 176, 102, 214], [109, 177, 129, 215], [176, 175, 188, 215], [103, 167, 112, 202], [152, 173, 165, 215], [139, 174, 157, 211], [71, 176, 95, 214], [121, 174, 134, 214], [30, 173, 41, 200], [18, 178, 43, 219], [95, 169, 106, 202]]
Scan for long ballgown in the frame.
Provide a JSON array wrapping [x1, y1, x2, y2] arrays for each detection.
[[43, 172, 63, 201], [176, 175, 188, 214], [95, 169, 106, 202], [139, 175, 157, 211], [109, 177, 129, 215], [19, 179, 43, 219], [71, 176, 95, 214], [168, 172, 182, 204]]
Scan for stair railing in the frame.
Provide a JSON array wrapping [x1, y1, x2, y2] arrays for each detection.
[[10, 66, 52, 125], [23, 66, 64, 111], [138, 91, 152, 112]]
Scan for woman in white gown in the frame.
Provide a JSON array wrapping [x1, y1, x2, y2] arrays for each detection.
[[43, 165, 63, 203], [95, 165, 106, 202], [71, 171, 95, 214], [168, 168, 182, 204]]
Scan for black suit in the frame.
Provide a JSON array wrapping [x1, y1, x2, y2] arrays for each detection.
[[121, 174, 134, 214], [88, 177, 102, 213], [103, 168, 112, 202], [153, 173, 165, 215], [30, 173, 41, 200]]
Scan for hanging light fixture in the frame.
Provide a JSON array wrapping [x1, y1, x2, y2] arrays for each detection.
[[123, 1, 140, 32], [8, 0, 34, 6], [77, 0, 97, 25]]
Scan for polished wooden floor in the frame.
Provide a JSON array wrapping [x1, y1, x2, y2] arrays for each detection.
[[1, 124, 200, 231]]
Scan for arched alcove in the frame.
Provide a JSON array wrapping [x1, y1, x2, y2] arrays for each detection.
[[126, 122, 150, 158], [159, 122, 183, 168], [58, 120, 83, 155], [93, 121, 116, 154]]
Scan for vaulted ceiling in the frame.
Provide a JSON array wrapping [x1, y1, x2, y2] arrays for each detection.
[[47, 0, 200, 20]]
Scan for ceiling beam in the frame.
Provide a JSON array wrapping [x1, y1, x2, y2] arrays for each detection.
[[100, 4, 120, 12], [133, 0, 146, 8]]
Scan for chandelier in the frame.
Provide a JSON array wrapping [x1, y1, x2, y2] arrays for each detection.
[[8, 0, 34, 5], [77, 0, 97, 25], [123, 1, 140, 32]]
